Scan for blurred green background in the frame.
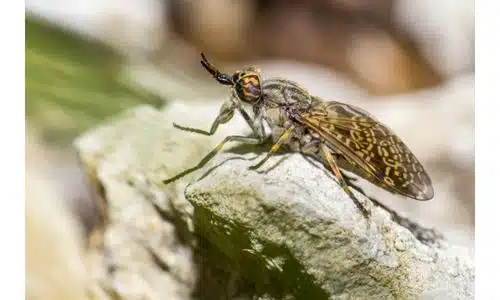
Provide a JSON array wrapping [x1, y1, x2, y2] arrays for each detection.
[[26, 17, 164, 145]]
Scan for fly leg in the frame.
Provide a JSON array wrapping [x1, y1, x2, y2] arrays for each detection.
[[248, 125, 295, 170], [163, 135, 264, 184], [164, 97, 267, 184], [173, 91, 258, 136], [320, 144, 371, 218], [172, 99, 237, 136]]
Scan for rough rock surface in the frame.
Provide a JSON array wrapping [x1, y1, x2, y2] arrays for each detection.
[[187, 152, 474, 299], [75, 103, 474, 300], [74, 102, 250, 300]]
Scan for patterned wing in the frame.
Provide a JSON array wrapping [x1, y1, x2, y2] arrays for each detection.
[[294, 98, 434, 200]]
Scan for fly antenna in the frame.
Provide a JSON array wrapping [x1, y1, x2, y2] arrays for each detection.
[[200, 53, 234, 86]]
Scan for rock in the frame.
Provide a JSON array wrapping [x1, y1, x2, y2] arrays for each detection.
[[74, 101, 474, 300], [186, 152, 474, 299], [74, 102, 249, 300]]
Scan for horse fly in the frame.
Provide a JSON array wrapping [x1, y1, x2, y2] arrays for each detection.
[[163, 53, 434, 217]]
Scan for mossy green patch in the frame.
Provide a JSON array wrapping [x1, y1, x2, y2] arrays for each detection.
[[194, 204, 330, 299]]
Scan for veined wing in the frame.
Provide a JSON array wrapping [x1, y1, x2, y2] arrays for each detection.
[[294, 98, 434, 200]]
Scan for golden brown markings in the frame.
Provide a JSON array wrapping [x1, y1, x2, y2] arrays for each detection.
[[242, 75, 260, 90], [361, 128, 376, 143], [360, 148, 371, 156], [382, 156, 398, 168], [395, 142, 405, 154], [385, 166, 391, 176], [243, 76, 258, 85], [300, 115, 383, 179], [310, 108, 328, 118], [350, 116, 361, 130], [384, 176, 395, 186], [350, 138, 361, 150], [405, 153, 413, 164], [350, 130, 363, 142], [367, 132, 377, 144], [293, 99, 434, 200], [334, 132, 354, 149], [239, 74, 262, 101], [379, 139, 390, 146], [377, 145, 389, 157], [333, 117, 376, 125]]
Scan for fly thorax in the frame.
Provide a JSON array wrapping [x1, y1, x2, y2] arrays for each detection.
[[261, 105, 287, 129]]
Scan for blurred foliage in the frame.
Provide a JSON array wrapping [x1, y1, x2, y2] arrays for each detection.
[[26, 16, 165, 146]]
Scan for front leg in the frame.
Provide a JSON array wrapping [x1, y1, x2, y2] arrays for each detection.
[[164, 101, 267, 184], [174, 90, 262, 138], [173, 99, 237, 136]]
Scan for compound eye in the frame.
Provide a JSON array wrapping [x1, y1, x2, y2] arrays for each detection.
[[235, 74, 262, 103]]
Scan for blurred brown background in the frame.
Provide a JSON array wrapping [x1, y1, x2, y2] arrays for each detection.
[[25, 0, 474, 299]]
